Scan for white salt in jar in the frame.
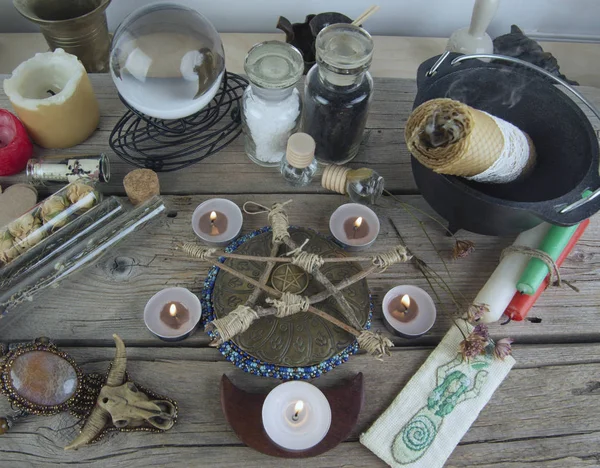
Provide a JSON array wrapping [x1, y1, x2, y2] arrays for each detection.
[[241, 41, 304, 167]]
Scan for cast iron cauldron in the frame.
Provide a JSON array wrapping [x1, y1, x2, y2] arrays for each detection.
[[410, 52, 600, 236]]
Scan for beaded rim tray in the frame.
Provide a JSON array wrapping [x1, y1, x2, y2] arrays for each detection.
[[201, 226, 373, 380]]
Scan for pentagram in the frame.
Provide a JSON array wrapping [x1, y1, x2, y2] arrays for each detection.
[[270, 263, 309, 294]]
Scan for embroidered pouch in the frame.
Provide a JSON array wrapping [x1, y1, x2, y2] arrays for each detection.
[[360, 324, 515, 467]]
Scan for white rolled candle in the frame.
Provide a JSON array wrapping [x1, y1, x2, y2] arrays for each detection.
[[476, 223, 550, 323]]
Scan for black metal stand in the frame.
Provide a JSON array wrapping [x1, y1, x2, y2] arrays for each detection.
[[109, 71, 248, 172]]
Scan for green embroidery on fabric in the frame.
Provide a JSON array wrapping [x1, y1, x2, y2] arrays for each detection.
[[392, 354, 489, 464]]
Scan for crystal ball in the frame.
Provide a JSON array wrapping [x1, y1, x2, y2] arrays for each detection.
[[110, 3, 225, 119]]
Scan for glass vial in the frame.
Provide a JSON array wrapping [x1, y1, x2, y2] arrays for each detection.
[[27, 153, 110, 185], [280, 133, 318, 187], [302, 24, 374, 165], [321, 165, 384, 205], [242, 41, 304, 167]]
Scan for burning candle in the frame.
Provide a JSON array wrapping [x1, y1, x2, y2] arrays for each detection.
[[144, 287, 201, 341], [262, 381, 331, 451], [192, 198, 243, 247], [330, 203, 380, 251], [382, 285, 436, 338]]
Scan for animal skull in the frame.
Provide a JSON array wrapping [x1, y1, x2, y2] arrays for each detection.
[[98, 381, 177, 430]]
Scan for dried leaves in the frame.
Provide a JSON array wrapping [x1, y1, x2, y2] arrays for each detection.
[[452, 239, 475, 259], [459, 321, 514, 362]]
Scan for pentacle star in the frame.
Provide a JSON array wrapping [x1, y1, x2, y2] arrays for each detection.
[[271, 264, 309, 294]]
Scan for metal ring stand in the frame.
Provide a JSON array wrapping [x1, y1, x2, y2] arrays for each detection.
[[109, 71, 248, 172]]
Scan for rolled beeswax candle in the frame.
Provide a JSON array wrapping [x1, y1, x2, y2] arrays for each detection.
[[506, 219, 589, 321], [475, 223, 550, 323], [3, 49, 99, 149]]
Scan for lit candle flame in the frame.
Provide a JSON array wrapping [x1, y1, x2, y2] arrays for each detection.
[[210, 211, 217, 222], [292, 400, 304, 421], [169, 303, 177, 317], [354, 216, 363, 229], [401, 294, 411, 310]]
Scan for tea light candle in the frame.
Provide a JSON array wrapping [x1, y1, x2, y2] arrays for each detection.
[[3, 49, 100, 149], [192, 198, 243, 247], [144, 287, 201, 341], [262, 381, 331, 451], [382, 285, 436, 338], [329, 203, 380, 251]]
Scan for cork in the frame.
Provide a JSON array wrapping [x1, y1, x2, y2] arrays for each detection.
[[123, 169, 160, 205], [322, 165, 351, 195], [0, 183, 38, 228], [286, 133, 316, 168]]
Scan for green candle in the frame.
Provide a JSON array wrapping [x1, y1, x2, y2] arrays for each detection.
[[516, 223, 579, 295], [517, 191, 592, 295]]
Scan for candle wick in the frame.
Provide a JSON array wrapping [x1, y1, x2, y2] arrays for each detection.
[[292, 412, 300, 422], [47, 89, 56, 96]]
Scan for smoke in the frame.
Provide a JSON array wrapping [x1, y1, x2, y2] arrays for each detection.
[[444, 66, 531, 110]]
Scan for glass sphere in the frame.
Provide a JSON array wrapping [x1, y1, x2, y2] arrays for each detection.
[[110, 3, 225, 119]]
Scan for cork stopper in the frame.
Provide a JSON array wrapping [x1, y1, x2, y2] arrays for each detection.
[[322, 165, 351, 195], [123, 169, 160, 205], [286, 133, 316, 168]]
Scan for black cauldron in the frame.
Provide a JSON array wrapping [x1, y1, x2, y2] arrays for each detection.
[[410, 53, 600, 236]]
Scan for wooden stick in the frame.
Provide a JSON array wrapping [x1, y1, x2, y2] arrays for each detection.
[[351, 5, 380, 26], [245, 240, 282, 306], [207, 257, 361, 337], [197, 251, 376, 264]]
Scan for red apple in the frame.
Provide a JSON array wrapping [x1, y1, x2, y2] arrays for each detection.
[[0, 109, 33, 176]]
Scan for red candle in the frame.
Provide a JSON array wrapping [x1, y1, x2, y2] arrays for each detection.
[[505, 219, 590, 321], [0, 110, 33, 176]]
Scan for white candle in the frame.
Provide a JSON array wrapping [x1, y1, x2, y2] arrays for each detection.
[[329, 203, 380, 251], [191, 198, 243, 247], [143, 287, 202, 341], [262, 381, 331, 451], [477, 223, 550, 323], [382, 285, 437, 337]]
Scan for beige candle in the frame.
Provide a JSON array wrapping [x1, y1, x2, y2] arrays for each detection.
[[3, 49, 99, 149]]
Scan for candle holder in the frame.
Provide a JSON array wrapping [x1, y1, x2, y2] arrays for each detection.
[[192, 198, 243, 247], [329, 203, 380, 251], [143, 287, 202, 341], [220, 373, 364, 458], [382, 285, 436, 338], [109, 71, 248, 172]]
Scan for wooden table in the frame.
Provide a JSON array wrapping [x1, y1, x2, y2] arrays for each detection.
[[1, 73, 600, 467]]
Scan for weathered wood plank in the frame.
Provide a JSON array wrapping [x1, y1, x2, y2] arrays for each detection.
[[1, 194, 598, 345], [1, 76, 599, 197], [0, 344, 599, 467]]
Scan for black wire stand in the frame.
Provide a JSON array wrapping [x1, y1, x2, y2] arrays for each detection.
[[109, 71, 248, 172]]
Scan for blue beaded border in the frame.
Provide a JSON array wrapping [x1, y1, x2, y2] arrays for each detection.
[[200, 226, 373, 380]]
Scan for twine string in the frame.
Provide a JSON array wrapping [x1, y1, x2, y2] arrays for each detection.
[[206, 305, 259, 342], [372, 245, 411, 270], [285, 239, 325, 272], [500, 245, 562, 287], [357, 330, 394, 359], [179, 243, 217, 260], [266, 292, 310, 317]]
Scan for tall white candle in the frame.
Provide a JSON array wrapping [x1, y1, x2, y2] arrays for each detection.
[[476, 223, 550, 323]]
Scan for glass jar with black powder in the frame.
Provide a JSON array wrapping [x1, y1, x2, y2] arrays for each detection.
[[302, 24, 374, 164]]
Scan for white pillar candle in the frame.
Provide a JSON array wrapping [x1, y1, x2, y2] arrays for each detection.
[[262, 381, 331, 451], [476, 223, 550, 323]]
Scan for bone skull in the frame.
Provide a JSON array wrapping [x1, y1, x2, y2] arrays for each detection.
[[98, 381, 177, 430], [65, 335, 177, 450]]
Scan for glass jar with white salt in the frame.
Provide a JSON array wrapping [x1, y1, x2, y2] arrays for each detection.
[[241, 41, 304, 167]]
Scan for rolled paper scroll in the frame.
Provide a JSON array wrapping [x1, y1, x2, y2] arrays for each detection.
[[475, 222, 550, 323], [3, 49, 100, 149], [405, 98, 536, 183], [506, 219, 589, 321]]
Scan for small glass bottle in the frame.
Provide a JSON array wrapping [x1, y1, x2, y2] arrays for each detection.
[[241, 41, 304, 167], [280, 133, 318, 187], [321, 165, 384, 205], [302, 24, 374, 164]]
